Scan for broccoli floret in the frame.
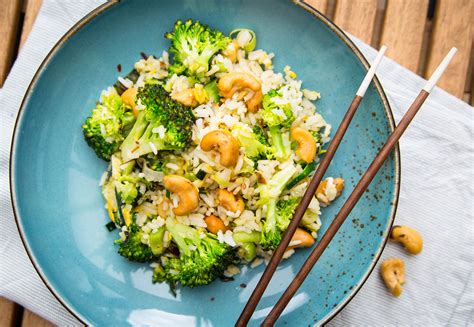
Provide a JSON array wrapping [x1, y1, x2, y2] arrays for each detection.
[[310, 130, 328, 156], [143, 152, 172, 172], [275, 197, 300, 231], [261, 90, 295, 127], [310, 130, 322, 144], [165, 19, 231, 80], [116, 223, 155, 262], [143, 152, 187, 177], [120, 84, 195, 162], [152, 217, 236, 287], [237, 128, 274, 162], [253, 125, 270, 146], [260, 89, 295, 160], [116, 181, 138, 204], [82, 92, 135, 160], [258, 164, 297, 250]]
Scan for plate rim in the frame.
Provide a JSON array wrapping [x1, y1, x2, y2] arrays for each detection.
[[9, 0, 401, 325]]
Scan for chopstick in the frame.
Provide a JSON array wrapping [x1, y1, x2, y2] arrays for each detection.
[[236, 45, 388, 326], [261, 47, 457, 326]]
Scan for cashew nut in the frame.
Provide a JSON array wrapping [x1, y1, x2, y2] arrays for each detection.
[[380, 258, 405, 297], [200, 130, 240, 167], [218, 72, 263, 112], [156, 197, 171, 218], [289, 228, 315, 249], [291, 127, 318, 163], [121, 87, 138, 117], [204, 215, 228, 234], [390, 226, 423, 254], [316, 177, 344, 205], [222, 40, 240, 63], [171, 89, 198, 107], [218, 189, 245, 213], [163, 175, 199, 216]]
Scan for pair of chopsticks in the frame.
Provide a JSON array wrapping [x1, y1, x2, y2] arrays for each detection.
[[237, 46, 457, 326]]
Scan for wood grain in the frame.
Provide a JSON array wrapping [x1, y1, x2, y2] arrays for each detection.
[[21, 310, 54, 327], [425, 0, 473, 97], [20, 0, 43, 49], [333, 0, 378, 45], [380, 0, 429, 72], [0, 297, 21, 327], [0, 0, 22, 86], [305, 0, 329, 15]]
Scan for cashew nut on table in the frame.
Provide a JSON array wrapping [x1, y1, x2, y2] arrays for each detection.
[[390, 225, 423, 254], [380, 258, 405, 297]]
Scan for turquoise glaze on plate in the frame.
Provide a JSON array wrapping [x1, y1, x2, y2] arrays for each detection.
[[10, 0, 399, 325]]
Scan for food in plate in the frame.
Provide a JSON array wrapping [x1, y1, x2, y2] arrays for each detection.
[[82, 20, 344, 288]]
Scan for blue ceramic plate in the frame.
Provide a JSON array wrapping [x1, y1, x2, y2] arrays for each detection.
[[10, 0, 399, 325]]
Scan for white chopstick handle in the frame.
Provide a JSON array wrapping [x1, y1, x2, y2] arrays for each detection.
[[356, 45, 387, 97], [423, 47, 457, 93]]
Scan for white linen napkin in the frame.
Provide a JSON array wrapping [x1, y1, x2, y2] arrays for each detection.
[[1, 1, 473, 325]]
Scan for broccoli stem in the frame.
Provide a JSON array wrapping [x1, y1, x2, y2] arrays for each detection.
[[238, 243, 257, 262], [165, 217, 199, 256], [120, 110, 148, 162], [275, 197, 300, 231], [149, 227, 166, 255], [270, 165, 298, 193], [259, 165, 297, 250], [233, 231, 261, 243], [129, 123, 169, 159], [269, 126, 286, 159], [121, 160, 136, 175], [264, 199, 278, 233], [122, 111, 137, 136], [204, 80, 220, 103]]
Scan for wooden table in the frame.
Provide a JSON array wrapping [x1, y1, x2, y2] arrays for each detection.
[[0, 0, 472, 326]]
